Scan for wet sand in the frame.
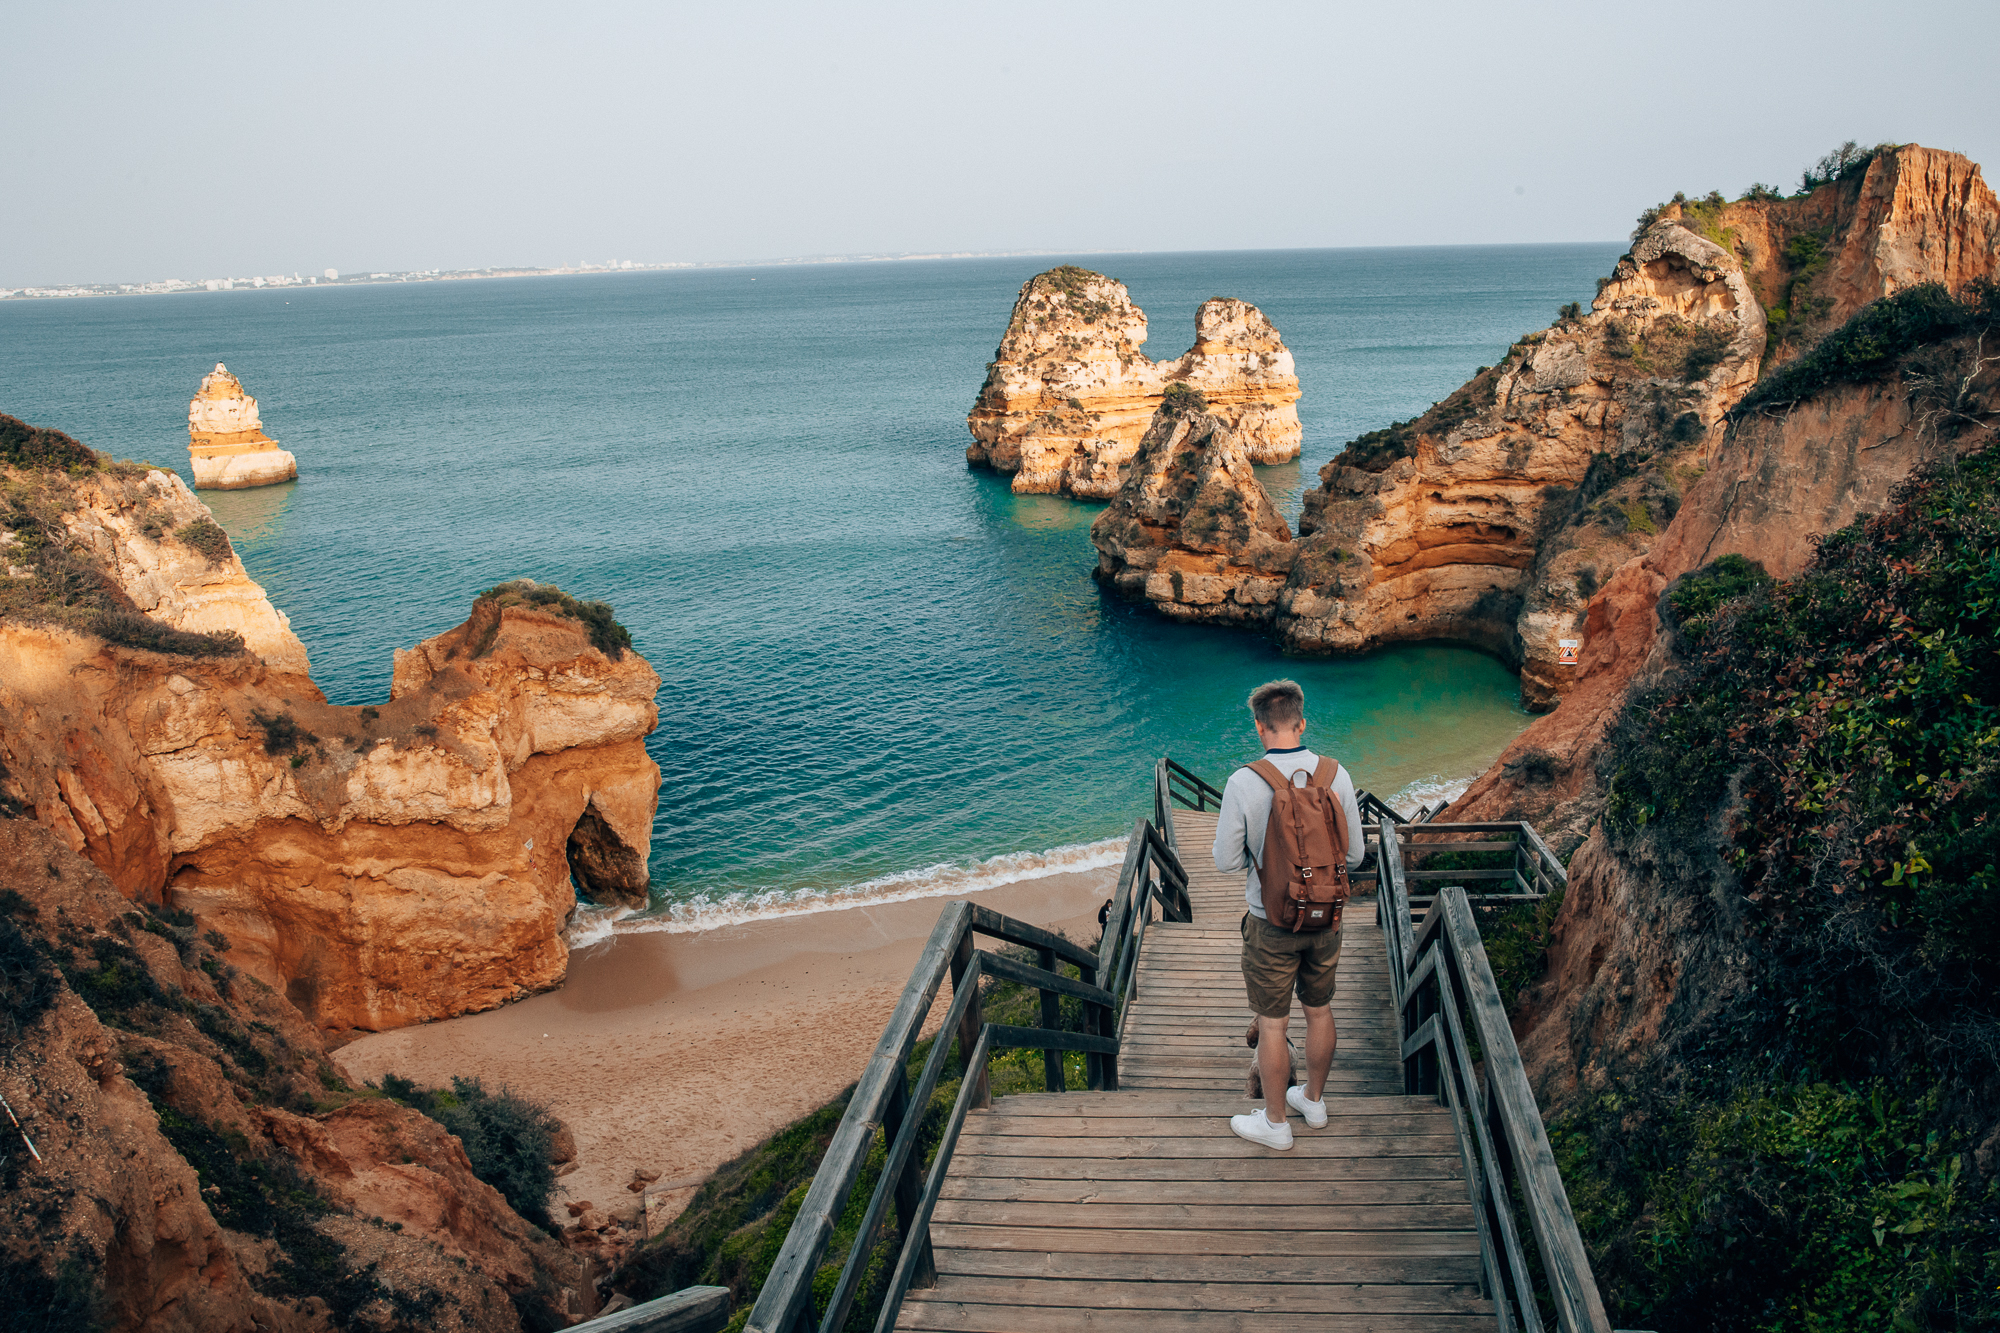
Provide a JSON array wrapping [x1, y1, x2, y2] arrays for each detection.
[[335, 868, 1116, 1225]]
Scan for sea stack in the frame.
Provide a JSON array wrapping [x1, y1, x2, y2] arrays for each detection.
[[186, 362, 298, 489], [1089, 390, 1296, 625], [967, 268, 1302, 499]]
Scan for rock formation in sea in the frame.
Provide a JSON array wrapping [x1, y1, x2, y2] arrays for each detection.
[[1276, 143, 2000, 713], [0, 442, 661, 1032], [187, 362, 299, 490], [1089, 390, 1296, 624], [0, 816, 595, 1330], [966, 267, 1302, 498]]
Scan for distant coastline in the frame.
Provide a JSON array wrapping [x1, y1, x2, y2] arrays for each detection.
[[0, 248, 1133, 302]]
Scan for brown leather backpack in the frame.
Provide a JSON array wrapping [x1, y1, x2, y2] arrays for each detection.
[[1248, 757, 1351, 933]]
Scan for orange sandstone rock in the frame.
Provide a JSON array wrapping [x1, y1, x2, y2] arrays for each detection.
[[1, 470, 661, 1031], [1090, 402, 1295, 626], [187, 364, 299, 490], [1277, 144, 2000, 714], [966, 268, 1301, 498]]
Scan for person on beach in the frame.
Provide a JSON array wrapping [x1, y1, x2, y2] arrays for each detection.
[[1212, 679, 1365, 1150]]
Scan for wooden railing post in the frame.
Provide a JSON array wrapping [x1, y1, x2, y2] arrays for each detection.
[[949, 932, 990, 1111], [879, 1073, 936, 1291], [1036, 947, 1064, 1092]]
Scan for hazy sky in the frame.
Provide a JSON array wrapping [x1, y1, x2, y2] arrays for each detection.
[[8, 0, 1997, 287]]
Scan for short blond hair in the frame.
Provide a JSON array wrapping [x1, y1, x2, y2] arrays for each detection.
[[1248, 679, 1305, 729]]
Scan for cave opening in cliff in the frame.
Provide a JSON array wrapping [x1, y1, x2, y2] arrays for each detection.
[[565, 799, 649, 909]]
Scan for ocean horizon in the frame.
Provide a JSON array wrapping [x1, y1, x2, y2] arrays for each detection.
[[0, 243, 1621, 935]]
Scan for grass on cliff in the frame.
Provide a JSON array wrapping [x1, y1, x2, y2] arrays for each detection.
[[1735, 278, 2000, 417], [378, 1074, 562, 1232], [1564, 443, 2000, 1329], [1, 459, 246, 656], [610, 942, 1093, 1331], [477, 579, 634, 660]]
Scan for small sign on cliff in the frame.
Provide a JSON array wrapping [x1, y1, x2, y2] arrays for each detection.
[[1558, 640, 1580, 666]]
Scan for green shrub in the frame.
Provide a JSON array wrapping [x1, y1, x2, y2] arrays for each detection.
[[0, 414, 98, 472], [249, 709, 311, 756], [1605, 445, 2000, 1006], [1662, 553, 1772, 644], [1735, 280, 2000, 416], [1158, 381, 1207, 419], [0, 1244, 106, 1333], [380, 1075, 561, 1231], [174, 519, 232, 564], [1552, 1079, 1999, 1330], [90, 609, 245, 657], [1558, 301, 1583, 323], [477, 580, 634, 660], [1798, 140, 1897, 195]]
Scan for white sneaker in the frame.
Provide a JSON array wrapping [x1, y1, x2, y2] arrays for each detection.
[[1286, 1084, 1328, 1128], [1229, 1112, 1293, 1150]]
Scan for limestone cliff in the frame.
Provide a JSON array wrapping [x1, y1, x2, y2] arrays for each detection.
[[1, 444, 661, 1032], [1089, 394, 1295, 625], [0, 817, 591, 1332], [188, 364, 299, 491], [1277, 219, 1765, 705], [1277, 144, 2000, 713], [1452, 333, 1997, 840], [965, 267, 1301, 497]]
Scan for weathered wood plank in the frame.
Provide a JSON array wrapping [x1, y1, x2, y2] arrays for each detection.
[[896, 1288, 1504, 1320], [937, 1177, 1470, 1207], [902, 1277, 1489, 1314], [929, 1248, 1483, 1287], [948, 1134, 1466, 1159], [924, 1223, 1480, 1257], [962, 1113, 1457, 1138], [982, 1093, 1430, 1115], [928, 1200, 1476, 1230], [943, 1153, 1466, 1183]]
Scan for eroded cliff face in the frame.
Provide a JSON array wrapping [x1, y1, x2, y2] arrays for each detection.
[[2, 598, 660, 1032], [0, 818, 590, 1332], [188, 364, 299, 491], [1275, 220, 1763, 705], [1277, 144, 2000, 714], [1, 460, 661, 1032], [1089, 403, 1295, 625], [1450, 342, 1997, 839], [40, 465, 312, 675], [965, 268, 1301, 497]]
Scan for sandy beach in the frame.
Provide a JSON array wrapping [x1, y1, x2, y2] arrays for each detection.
[[335, 867, 1118, 1227]]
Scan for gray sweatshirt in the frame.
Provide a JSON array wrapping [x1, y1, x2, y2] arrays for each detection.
[[1212, 747, 1366, 919]]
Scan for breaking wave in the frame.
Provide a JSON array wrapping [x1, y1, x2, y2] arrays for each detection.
[[564, 834, 1125, 949]]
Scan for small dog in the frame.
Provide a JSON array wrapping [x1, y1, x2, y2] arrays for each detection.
[[1244, 1019, 1299, 1099]]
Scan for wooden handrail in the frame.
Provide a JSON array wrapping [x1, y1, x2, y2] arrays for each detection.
[[744, 816, 1190, 1333], [1380, 831, 1609, 1332]]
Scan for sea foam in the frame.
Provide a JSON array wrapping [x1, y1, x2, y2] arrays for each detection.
[[565, 834, 1126, 949]]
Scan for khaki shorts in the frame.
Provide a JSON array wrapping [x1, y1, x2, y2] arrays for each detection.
[[1240, 911, 1342, 1018]]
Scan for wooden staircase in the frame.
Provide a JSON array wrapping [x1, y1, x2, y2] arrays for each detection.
[[894, 806, 1493, 1330]]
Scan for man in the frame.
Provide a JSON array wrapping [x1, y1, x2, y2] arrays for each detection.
[[1213, 679, 1365, 1150]]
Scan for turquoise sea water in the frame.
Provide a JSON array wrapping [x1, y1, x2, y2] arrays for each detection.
[[0, 246, 1618, 927]]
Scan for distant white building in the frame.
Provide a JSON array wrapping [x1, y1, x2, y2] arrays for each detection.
[[325, 268, 338, 279]]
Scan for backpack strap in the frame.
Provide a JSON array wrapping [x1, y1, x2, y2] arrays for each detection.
[[1308, 757, 1339, 789], [1246, 759, 1290, 792]]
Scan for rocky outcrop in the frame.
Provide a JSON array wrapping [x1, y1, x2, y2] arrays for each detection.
[[2, 594, 660, 1031], [2, 451, 661, 1031], [187, 364, 298, 491], [0, 817, 591, 1332], [1277, 221, 1763, 704], [1450, 339, 1997, 837], [1276, 144, 1999, 712], [966, 268, 1301, 498], [53, 466, 312, 675], [1089, 399, 1295, 624]]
